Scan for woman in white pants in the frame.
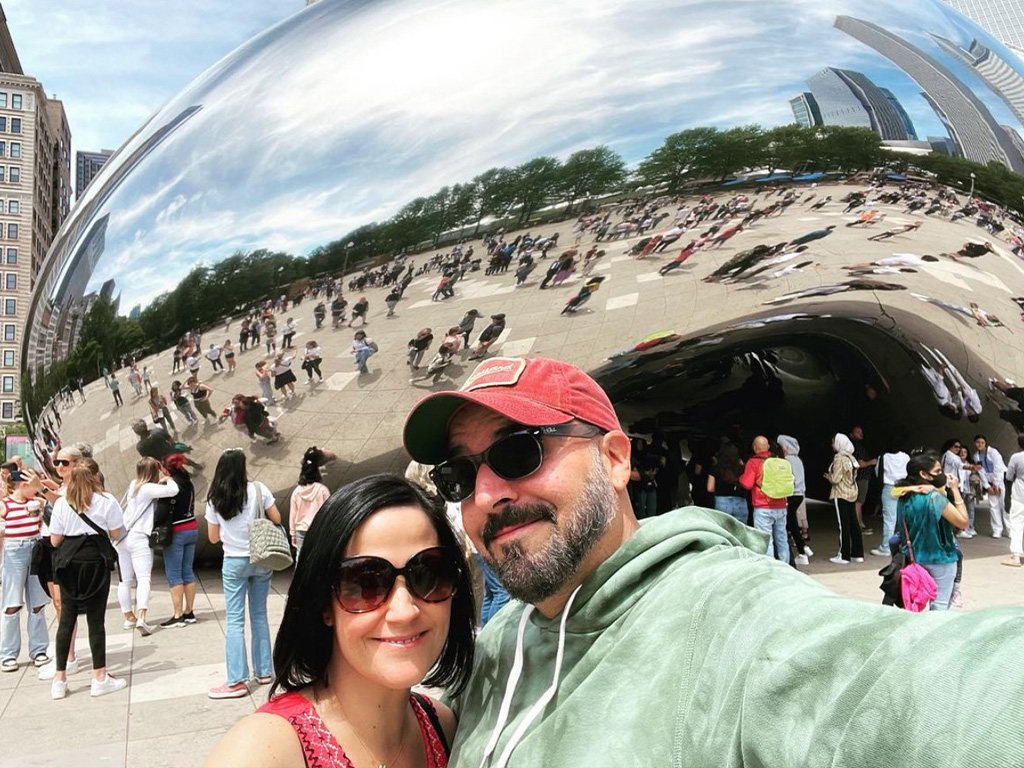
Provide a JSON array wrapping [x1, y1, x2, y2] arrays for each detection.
[[117, 458, 178, 636]]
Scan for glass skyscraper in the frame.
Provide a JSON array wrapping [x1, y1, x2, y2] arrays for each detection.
[[943, 1, 1024, 55]]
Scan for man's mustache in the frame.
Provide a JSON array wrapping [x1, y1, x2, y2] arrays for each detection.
[[481, 504, 557, 548]]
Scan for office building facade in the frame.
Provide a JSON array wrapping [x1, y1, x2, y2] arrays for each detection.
[[75, 149, 112, 199], [933, 35, 1024, 125], [800, 67, 916, 140], [942, 0, 1024, 55], [836, 15, 1024, 173]]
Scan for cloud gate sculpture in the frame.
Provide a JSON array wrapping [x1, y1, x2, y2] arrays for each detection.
[[21, 0, 1024, 549]]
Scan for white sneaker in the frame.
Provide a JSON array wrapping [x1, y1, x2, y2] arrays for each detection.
[[803, 546, 813, 557], [851, 557, 865, 563], [829, 555, 850, 565], [122, 619, 136, 630], [90, 673, 127, 697], [794, 554, 809, 566], [51, 679, 68, 700], [870, 547, 890, 557], [38, 658, 77, 681], [957, 531, 972, 539], [136, 619, 152, 637]]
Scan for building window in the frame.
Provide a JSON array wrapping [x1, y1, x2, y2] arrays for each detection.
[[0, 168, 6, 184], [4, 299, 14, 315], [11, 94, 21, 110], [8, 201, 17, 214], [7, 224, 16, 240], [6, 249, 15, 264], [9, 143, 19, 159], [1, 402, 12, 420], [9, 168, 18, 184], [2, 350, 12, 367], [1, 377, 13, 394], [3, 325, 13, 341], [5, 274, 14, 291], [10, 118, 21, 134], [0, 94, 6, 109]]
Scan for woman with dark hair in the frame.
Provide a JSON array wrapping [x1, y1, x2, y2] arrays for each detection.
[[204, 474, 473, 768], [160, 454, 198, 628], [205, 449, 281, 699], [288, 448, 330, 560], [893, 450, 969, 610]]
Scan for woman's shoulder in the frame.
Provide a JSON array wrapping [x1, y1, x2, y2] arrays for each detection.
[[421, 697, 457, 748], [203, 710, 304, 768]]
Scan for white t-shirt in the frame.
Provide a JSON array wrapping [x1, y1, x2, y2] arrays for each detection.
[[50, 493, 124, 537], [123, 478, 180, 536], [206, 481, 276, 558], [205, 346, 221, 361]]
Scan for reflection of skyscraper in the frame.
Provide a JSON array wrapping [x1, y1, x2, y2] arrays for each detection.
[[789, 92, 822, 127], [942, 1, 1024, 56], [835, 15, 1024, 173], [933, 36, 1024, 125], [75, 149, 113, 200], [804, 68, 916, 140]]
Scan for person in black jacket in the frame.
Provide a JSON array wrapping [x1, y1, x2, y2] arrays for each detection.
[[467, 314, 506, 360]]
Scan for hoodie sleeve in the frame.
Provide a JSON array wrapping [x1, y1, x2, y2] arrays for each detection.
[[737, 457, 759, 491]]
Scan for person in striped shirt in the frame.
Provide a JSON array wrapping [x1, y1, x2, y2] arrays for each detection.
[[1, 469, 50, 671]]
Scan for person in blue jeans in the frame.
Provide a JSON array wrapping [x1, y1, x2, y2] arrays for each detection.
[[351, 330, 377, 374], [893, 450, 970, 611], [205, 449, 281, 698], [707, 452, 748, 525], [1, 474, 50, 671], [738, 436, 789, 563], [160, 456, 199, 628], [474, 553, 509, 626]]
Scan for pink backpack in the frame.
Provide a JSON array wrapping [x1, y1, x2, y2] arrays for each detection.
[[900, 518, 938, 612]]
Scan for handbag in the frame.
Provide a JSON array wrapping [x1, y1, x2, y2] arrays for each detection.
[[899, 516, 938, 612], [248, 482, 293, 571], [149, 496, 174, 549]]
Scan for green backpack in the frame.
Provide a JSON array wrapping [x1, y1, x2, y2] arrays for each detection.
[[760, 457, 795, 499]]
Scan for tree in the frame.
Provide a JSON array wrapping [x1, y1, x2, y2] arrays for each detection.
[[761, 124, 809, 174], [423, 183, 475, 244], [467, 167, 518, 234], [635, 128, 719, 193], [558, 146, 627, 213], [702, 125, 764, 181], [509, 157, 562, 225]]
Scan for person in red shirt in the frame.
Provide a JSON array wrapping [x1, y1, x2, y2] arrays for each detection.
[[738, 436, 790, 563]]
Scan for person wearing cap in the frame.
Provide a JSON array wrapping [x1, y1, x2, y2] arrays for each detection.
[[402, 356, 1024, 768], [466, 314, 506, 361], [457, 309, 482, 349]]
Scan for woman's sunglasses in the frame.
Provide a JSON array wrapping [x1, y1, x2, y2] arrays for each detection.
[[334, 546, 462, 613], [428, 422, 605, 503], [53, 459, 72, 467]]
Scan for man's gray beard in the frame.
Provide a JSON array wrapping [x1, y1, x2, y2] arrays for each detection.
[[482, 447, 618, 605]]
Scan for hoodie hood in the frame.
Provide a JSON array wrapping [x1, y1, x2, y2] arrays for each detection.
[[777, 435, 800, 456], [833, 432, 855, 454], [295, 483, 324, 502]]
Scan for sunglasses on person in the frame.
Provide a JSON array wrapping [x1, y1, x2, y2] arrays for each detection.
[[429, 422, 605, 503], [334, 546, 462, 613], [53, 459, 72, 467]]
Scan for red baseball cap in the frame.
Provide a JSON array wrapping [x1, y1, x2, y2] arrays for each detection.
[[403, 356, 622, 464]]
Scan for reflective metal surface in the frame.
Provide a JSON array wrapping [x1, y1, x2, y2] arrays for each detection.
[[22, 0, 1024, 543]]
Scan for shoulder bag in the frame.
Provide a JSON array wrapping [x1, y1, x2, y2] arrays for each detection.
[[249, 482, 293, 571], [77, 512, 120, 573], [149, 496, 174, 549], [899, 515, 938, 612]]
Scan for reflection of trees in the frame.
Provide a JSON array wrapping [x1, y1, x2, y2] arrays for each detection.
[[887, 152, 1024, 211]]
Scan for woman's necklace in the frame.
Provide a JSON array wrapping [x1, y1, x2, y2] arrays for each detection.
[[316, 687, 411, 768]]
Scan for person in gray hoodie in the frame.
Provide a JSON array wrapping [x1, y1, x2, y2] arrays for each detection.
[[777, 434, 812, 565]]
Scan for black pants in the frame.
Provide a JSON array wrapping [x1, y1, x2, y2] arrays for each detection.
[[303, 358, 322, 379], [283, 333, 295, 349], [55, 542, 111, 671], [786, 495, 808, 557], [209, 358, 224, 371], [112, 389, 123, 406], [835, 498, 864, 560]]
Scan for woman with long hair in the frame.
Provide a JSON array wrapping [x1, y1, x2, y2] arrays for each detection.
[[893, 450, 970, 610], [204, 474, 473, 767], [827, 433, 864, 565], [289, 448, 331, 560], [117, 457, 179, 636], [160, 454, 199, 628], [205, 449, 282, 699], [148, 385, 177, 437], [48, 464, 125, 699]]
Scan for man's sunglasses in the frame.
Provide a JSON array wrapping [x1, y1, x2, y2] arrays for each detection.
[[429, 422, 605, 503], [334, 546, 462, 613]]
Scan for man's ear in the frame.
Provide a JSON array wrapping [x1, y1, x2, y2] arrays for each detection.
[[602, 430, 633, 493]]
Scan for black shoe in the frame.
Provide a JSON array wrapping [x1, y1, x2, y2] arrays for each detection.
[[160, 615, 187, 628], [183, 612, 198, 624]]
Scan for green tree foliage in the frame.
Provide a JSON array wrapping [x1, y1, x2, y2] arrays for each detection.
[[510, 157, 562, 225], [559, 146, 627, 212]]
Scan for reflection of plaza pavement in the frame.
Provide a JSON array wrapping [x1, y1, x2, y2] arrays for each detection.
[[54, 183, 1024, 516]]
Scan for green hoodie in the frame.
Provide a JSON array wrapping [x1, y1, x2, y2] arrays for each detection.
[[448, 508, 1024, 768]]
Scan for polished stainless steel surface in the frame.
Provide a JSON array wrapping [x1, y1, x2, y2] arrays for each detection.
[[21, 0, 1024, 534]]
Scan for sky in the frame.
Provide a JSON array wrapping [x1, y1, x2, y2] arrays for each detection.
[[2, 1, 300, 183]]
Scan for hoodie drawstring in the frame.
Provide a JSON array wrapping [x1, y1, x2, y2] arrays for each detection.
[[478, 584, 583, 768]]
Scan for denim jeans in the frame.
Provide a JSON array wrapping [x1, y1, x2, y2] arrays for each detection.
[[753, 507, 789, 563], [1, 539, 50, 661], [294, 530, 306, 561], [222, 557, 272, 685], [714, 496, 748, 525], [923, 561, 958, 611], [635, 486, 658, 519], [355, 347, 375, 373], [163, 527, 198, 587], [878, 484, 897, 552], [474, 554, 509, 626]]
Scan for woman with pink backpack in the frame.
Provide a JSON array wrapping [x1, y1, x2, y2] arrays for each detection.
[[891, 450, 970, 611]]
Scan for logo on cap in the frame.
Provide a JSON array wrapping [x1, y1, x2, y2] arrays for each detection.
[[460, 357, 527, 392]]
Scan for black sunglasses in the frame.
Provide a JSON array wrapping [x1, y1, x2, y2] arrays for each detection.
[[429, 422, 605, 503], [334, 546, 462, 613], [53, 459, 72, 467]]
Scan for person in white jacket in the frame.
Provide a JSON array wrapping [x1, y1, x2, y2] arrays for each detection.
[[117, 457, 178, 636], [974, 434, 1009, 538], [777, 435, 812, 565]]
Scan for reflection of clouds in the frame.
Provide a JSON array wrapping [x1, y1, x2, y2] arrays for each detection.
[[67, 0, 1024, 312]]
